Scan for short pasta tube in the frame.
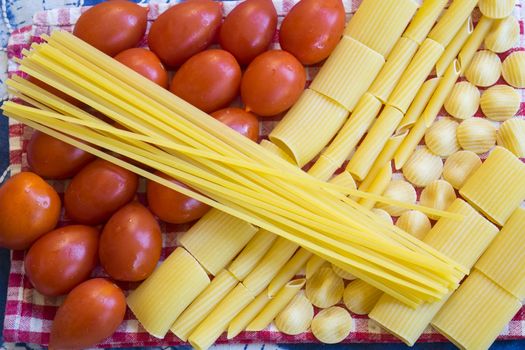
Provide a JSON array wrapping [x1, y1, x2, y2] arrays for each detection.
[[435, 17, 473, 77], [268, 248, 311, 297], [428, 0, 478, 47], [227, 291, 271, 339], [402, 0, 448, 45]]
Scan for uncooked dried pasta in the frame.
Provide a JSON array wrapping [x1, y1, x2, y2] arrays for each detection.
[[305, 267, 344, 308], [419, 180, 456, 220], [464, 50, 502, 87], [428, 0, 478, 47], [456, 117, 497, 154], [460, 146, 525, 226], [443, 81, 480, 120], [502, 51, 525, 88], [480, 84, 520, 121], [402, 147, 443, 187], [332, 263, 356, 281], [311, 307, 354, 344], [228, 230, 277, 281], [227, 292, 271, 339], [358, 162, 393, 209], [403, 0, 448, 45], [370, 208, 394, 225], [497, 118, 525, 157], [275, 292, 314, 335], [376, 179, 417, 216], [424, 118, 460, 157], [268, 248, 311, 297], [485, 16, 519, 53], [458, 17, 495, 71], [343, 279, 384, 315], [442, 150, 482, 189], [479, 0, 516, 19], [395, 210, 432, 240], [305, 255, 329, 279], [436, 17, 473, 77]]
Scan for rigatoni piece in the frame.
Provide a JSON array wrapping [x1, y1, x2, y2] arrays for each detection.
[[268, 248, 311, 297], [311, 307, 353, 344], [456, 118, 496, 154], [443, 81, 480, 120], [275, 292, 314, 335], [305, 267, 344, 308], [432, 270, 522, 350], [485, 16, 519, 53], [376, 179, 417, 217], [442, 150, 481, 189], [269, 89, 348, 167], [428, 0, 478, 47], [395, 210, 431, 240], [475, 208, 525, 299], [402, 147, 443, 187], [480, 85, 520, 121], [343, 279, 384, 315], [419, 180, 456, 220], [227, 291, 271, 339], [171, 269, 238, 341], [424, 118, 460, 157], [403, 0, 448, 45], [309, 36, 385, 111], [502, 51, 525, 88], [497, 118, 525, 157], [436, 17, 473, 77], [127, 248, 210, 338], [464, 50, 501, 87], [479, 0, 516, 19], [228, 229, 276, 281], [343, 0, 419, 57], [179, 209, 258, 275], [460, 146, 525, 226]]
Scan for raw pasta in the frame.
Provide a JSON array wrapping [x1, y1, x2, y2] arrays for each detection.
[[402, 147, 443, 187], [502, 51, 525, 88], [478, 0, 516, 19], [480, 84, 521, 121], [464, 50, 502, 87], [305, 267, 344, 308], [428, 0, 478, 47], [228, 230, 277, 281], [443, 81, 480, 120], [343, 279, 384, 315], [419, 180, 457, 220], [456, 117, 497, 154], [275, 292, 314, 335], [227, 292, 271, 339], [442, 150, 482, 189], [311, 307, 354, 344], [395, 210, 432, 240], [358, 162, 393, 209], [436, 17, 473, 77], [485, 16, 519, 53], [305, 255, 330, 279], [424, 117, 460, 157], [403, 0, 449, 45], [497, 118, 525, 157], [268, 248, 311, 297], [376, 179, 417, 216]]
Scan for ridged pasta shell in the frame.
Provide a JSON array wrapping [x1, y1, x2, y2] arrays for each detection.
[[331, 264, 356, 281], [395, 210, 432, 240], [419, 180, 457, 220], [305, 256, 329, 279], [502, 51, 525, 88], [311, 306, 353, 344], [424, 117, 461, 157], [442, 150, 482, 189], [480, 84, 521, 121], [343, 279, 383, 315], [275, 292, 314, 335], [371, 208, 394, 224], [305, 267, 344, 308], [464, 50, 502, 87], [444, 82, 480, 120], [457, 118, 497, 154], [485, 16, 519, 53], [479, 0, 515, 19], [497, 118, 525, 157], [402, 147, 444, 187], [376, 179, 417, 216]]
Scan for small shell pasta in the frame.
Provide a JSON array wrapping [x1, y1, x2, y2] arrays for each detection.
[[479, 0, 515, 19], [376, 179, 417, 216], [457, 118, 497, 154], [444, 82, 480, 120], [485, 16, 519, 53], [497, 118, 525, 157], [464, 50, 502, 87], [331, 264, 356, 281], [502, 51, 525, 88], [343, 279, 383, 315], [311, 307, 353, 344], [442, 150, 482, 189], [402, 147, 443, 187], [395, 210, 432, 240], [371, 208, 394, 224], [305, 267, 344, 308], [480, 85, 521, 121], [275, 293, 314, 335], [424, 118, 461, 157], [419, 180, 457, 220]]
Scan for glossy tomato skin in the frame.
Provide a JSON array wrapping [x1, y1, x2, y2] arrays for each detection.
[[114, 48, 169, 88], [148, 0, 222, 67], [170, 49, 241, 113], [49, 278, 126, 350], [0, 172, 60, 250], [27, 131, 95, 180], [147, 172, 210, 224], [25, 225, 98, 296], [279, 0, 345, 65], [64, 159, 139, 225], [99, 202, 161, 282], [211, 108, 260, 141], [241, 50, 306, 116], [73, 0, 147, 57], [219, 0, 277, 65]]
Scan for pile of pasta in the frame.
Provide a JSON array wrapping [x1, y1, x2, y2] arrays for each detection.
[[3, 0, 525, 348]]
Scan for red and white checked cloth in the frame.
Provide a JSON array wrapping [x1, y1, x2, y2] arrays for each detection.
[[4, 1, 525, 347]]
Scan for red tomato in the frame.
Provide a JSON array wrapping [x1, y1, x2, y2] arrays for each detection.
[[148, 0, 222, 67], [170, 49, 241, 113], [114, 48, 169, 88], [99, 202, 161, 282], [147, 172, 210, 224], [211, 108, 259, 141], [241, 50, 306, 116], [27, 131, 95, 179], [64, 159, 139, 225], [73, 0, 147, 57], [219, 0, 277, 65], [49, 278, 126, 350], [25, 225, 98, 296], [28, 76, 83, 107], [0, 172, 60, 250], [279, 0, 345, 65]]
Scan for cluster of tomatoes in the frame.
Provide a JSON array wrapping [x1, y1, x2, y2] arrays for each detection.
[[0, 0, 346, 348]]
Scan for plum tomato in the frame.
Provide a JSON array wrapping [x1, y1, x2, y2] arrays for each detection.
[[114, 48, 169, 88], [49, 278, 126, 350], [25, 225, 98, 296], [148, 0, 222, 67], [64, 159, 139, 225], [241, 50, 306, 116], [0, 172, 60, 250], [279, 0, 345, 65], [27, 131, 95, 180], [170, 49, 241, 113], [147, 172, 210, 224], [99, 202, 162, 282], [219, 0, 277, 65], [211, 107, 259, 141]]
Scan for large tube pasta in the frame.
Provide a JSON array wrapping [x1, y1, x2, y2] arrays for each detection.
[[127, 248, 210, 338], [344, 0, 419, 57], [403, 0, 449, 45], [179, 209, 258, 275], [268, 248, 311, 297], [268, 89, 349, 167], [428, 0, 478, 47], [436, 17, 473, 77], [170, 269, 238, 341], [460, 147, 525, 226], [432, 270, 522, 350], [309, 36, 385, 112], [227, 291, 271, 339]]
